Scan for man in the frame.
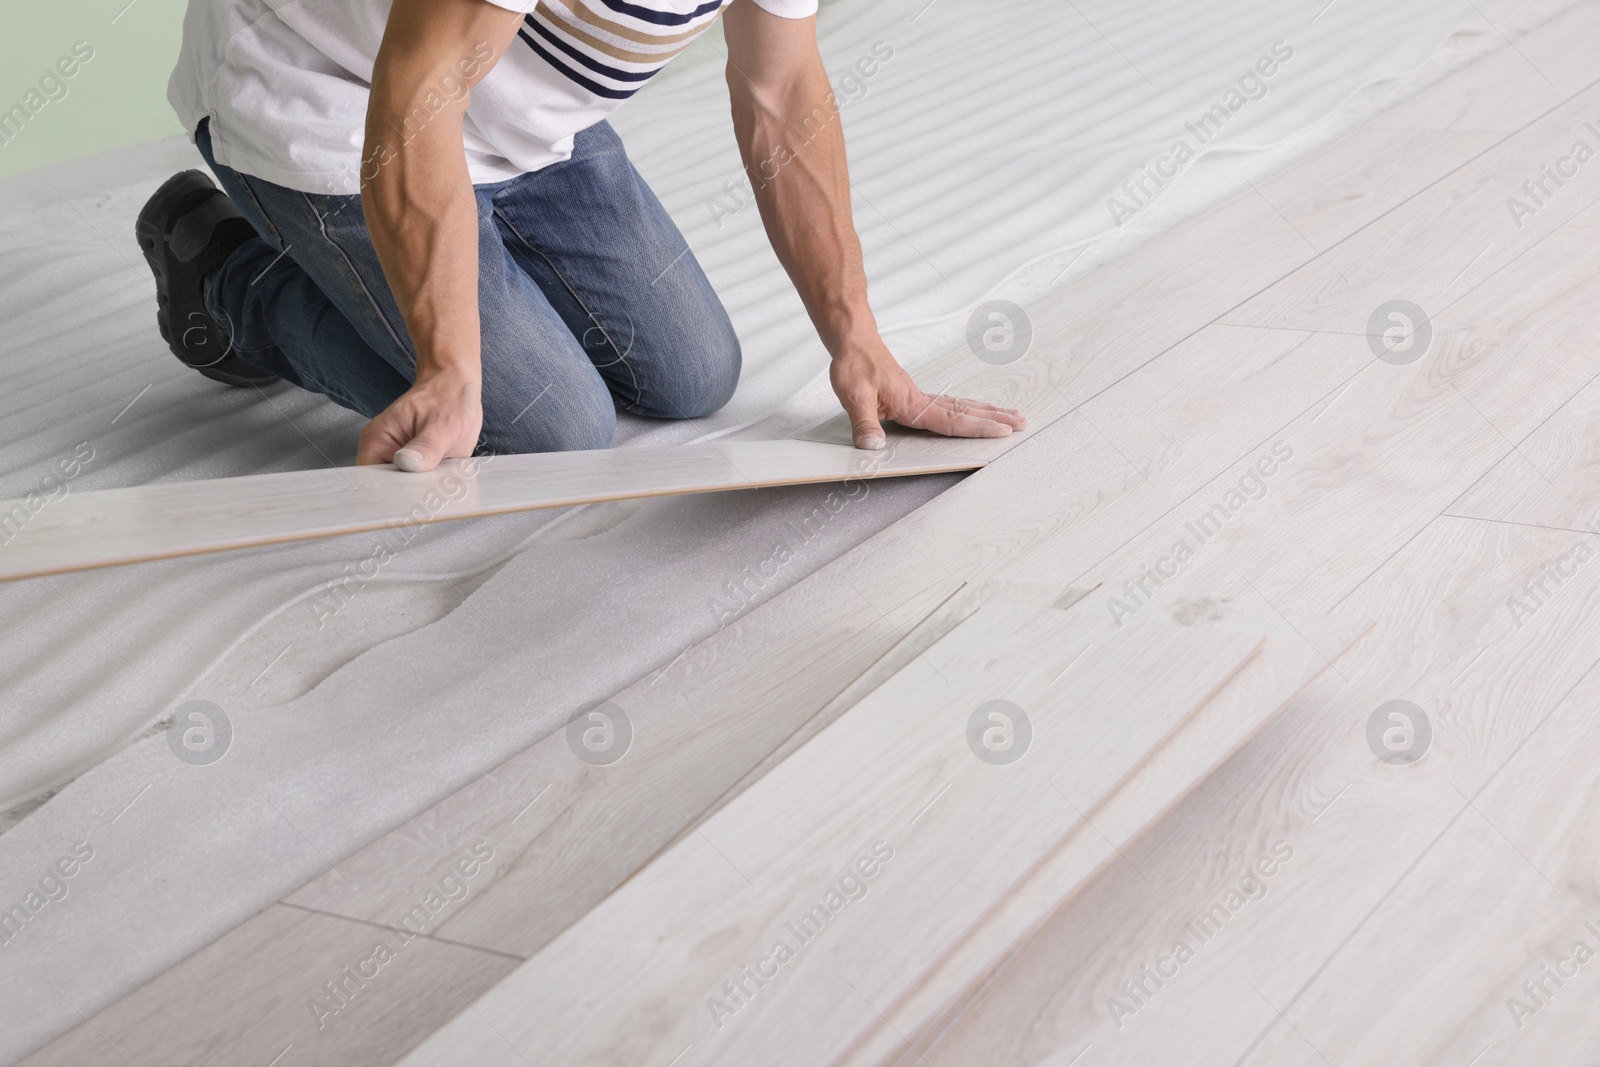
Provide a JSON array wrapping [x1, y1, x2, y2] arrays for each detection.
[[137, 0, 1025, 472]]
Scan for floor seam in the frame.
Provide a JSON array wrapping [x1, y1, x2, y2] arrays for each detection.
[[275, 900, 528, 962]]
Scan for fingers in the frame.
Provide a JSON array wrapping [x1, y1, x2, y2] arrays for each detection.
[[894, 393, 1025, 439], [919, 407, 1013, 439], [929, 394, 1027, 429]]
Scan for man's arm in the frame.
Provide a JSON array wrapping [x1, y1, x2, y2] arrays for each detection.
[[357, 0, 524, 470], [722, 3, 1025, 450]]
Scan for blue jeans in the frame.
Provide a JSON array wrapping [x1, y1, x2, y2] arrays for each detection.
[[196, 119, 740, 453]]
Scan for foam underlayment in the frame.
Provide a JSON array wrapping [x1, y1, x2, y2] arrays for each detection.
[[0, 0, 1567, 1059]]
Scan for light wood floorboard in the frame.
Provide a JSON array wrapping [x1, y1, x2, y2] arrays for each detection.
[[17, 904, 516, 1067], [392, 572, 1357, 1067], [0, 440, 984, 583], [895, 512, 1600, 1066], [868, 39, 1600, 1055], [1220, 78, 1600, 339]]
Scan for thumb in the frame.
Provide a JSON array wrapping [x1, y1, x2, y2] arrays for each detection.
[[846, 396, 886, 451], [393, 426, 450, 473]]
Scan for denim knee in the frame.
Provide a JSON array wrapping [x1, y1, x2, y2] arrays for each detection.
[[481, 391, 617, 455], [634, 314, 741, 420], [686, 322, 741, 418]]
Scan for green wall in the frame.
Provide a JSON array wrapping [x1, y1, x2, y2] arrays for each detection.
[[0, 0, 188, 179]]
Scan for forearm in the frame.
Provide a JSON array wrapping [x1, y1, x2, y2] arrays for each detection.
[[714, 6, 1022, 449], [362, 6, 513, 384], [361, 104, 481, 384], [728, 59, 878, 358]]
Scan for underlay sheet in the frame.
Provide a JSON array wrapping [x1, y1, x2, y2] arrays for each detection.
[[0, 0, 1565, 1060]]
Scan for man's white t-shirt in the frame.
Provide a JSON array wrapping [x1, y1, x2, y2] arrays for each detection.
[[169, 0, 817, 195]]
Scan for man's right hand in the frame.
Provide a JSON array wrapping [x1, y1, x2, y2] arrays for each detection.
[[356, 370, 483, 471]]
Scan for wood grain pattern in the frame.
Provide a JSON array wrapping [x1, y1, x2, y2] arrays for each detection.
[[1220, 77, 1600, 338], [876, 53, 1600, 1053], [1235, 663, 1600, 1067], [900, 513, 1600, 1066], [1088, 221, 1600, 628], [0, 440, 984, 583], [1447, 233, 1600, 530], [17, 904, 516, 1067], [391, 585, 1283, 1067], [831, 616, 1373, 1067], [1250, 126, 1501, 252]]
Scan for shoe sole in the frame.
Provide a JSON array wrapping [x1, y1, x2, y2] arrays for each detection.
[[135, 171, 277, 389]]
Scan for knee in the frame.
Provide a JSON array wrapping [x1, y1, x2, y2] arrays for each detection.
[[686, 327, 742, 418], [481, 387, 617, 455], [645, 315, 741, 420]]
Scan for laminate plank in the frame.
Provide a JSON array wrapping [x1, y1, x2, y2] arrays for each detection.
[[1568, 194, 1600, 227], [1072, 217, 1600, 628], [1451, 383, 1600, 530], [797, 186, 1314, 455], [832, 618, 1373, 1067], [1219, 79, 1600, 339], [1424, 224, 1600, 438], [0, 440, 984, 583], [1450, 230, 1600, 529], [390, 582, 1283, 1067], [1237, 666, 1600, 1066], [899, 514, 1600, 1067], [1220, 513, 1600, 1067], [868, 191, 1600, 1063], [16, 904, 516, 1067], [1250, 126, 1501, 252]]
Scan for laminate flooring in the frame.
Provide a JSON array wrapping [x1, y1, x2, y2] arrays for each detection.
[[18, 5, 1600, 1066]]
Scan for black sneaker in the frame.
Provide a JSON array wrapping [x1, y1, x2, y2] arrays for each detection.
[[135, 170, 277, 387]]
